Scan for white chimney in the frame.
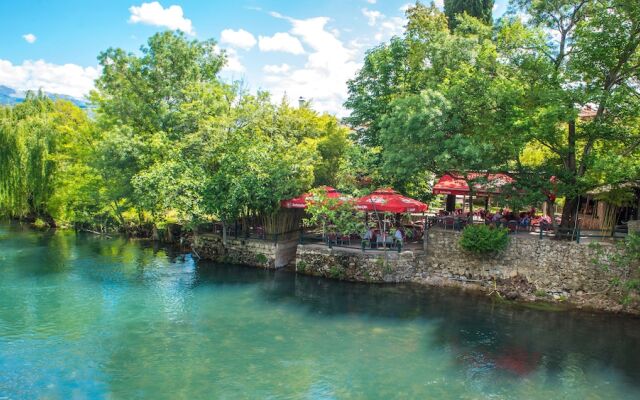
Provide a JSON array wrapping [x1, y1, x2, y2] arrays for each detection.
[[298, 96, 305, 108]]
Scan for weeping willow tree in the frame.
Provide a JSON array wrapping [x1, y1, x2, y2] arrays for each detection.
[[0, 93, 58, 224]]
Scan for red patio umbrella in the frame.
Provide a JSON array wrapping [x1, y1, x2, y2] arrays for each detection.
[[280, 186, 344, 209], [355, 188, 428, 213], [432, 173, 514, 196]]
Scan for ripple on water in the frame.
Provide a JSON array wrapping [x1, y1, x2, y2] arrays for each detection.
[[0, 225, 639, 399]]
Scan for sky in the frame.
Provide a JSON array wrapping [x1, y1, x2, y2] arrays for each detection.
[[0, 0, 509, 116]]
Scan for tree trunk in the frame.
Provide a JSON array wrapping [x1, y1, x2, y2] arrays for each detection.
[[559, 119, 579, 234], [152, 225, 159, 241], [222, 221, 228, 245], [559, 196, 580, 238]]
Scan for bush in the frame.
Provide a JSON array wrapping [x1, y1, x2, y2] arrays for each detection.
[[590, 232, 640, 305], [296, 261, 307, 273], [329, 265, 346, 279], [459, 225, 509, 255]]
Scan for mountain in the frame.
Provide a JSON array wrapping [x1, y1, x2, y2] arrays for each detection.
[[0, 85, 88, 108]]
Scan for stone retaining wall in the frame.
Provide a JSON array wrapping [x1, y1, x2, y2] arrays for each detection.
[[295, 230, 631, 312], [193, 233, 298, 269], [423, 230, 614, 296], [194, 229, 634, 312], [295, 245, 426, 283]]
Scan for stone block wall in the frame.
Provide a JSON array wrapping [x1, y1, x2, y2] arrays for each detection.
[[194, 229, 633, 312], [193, 233, 298, 269], [295, 230, 628, 311], [424, 230, 615, 296], [295, 245, 426, 283]]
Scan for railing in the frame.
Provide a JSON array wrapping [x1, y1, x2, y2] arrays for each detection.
[[427, 216, 629, 243], [299, 231, 423, 253], [200, 224, 303, 244]]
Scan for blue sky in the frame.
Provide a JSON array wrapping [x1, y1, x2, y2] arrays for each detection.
[[0, 0, 509, 115]]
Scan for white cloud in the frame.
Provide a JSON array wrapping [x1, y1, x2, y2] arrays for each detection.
[[399, 3, 412, 13], [220, 28, 256, 50], [374, 16, 404, 41], [366, 0, 377, 4], [434, 0, 444, 10], [128, 2, 195, 35], [22, 33, 37, 44], [221, 48, 245, 73], [261, 13, 362, 116], [0, 59, 100, 98], [258, 32, 305, 55], [263, 64, 290, 74], [362, 8, 383, 26]]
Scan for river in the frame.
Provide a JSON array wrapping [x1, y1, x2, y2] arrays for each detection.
[[1, 223, 639, 399]]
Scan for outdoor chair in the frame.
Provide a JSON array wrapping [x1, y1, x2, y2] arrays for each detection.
[[327, 233, 338, 247], [507, 220, 518, 233], [339, 235, 351, 246]]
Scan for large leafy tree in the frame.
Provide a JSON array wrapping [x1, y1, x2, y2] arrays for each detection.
[[506, 0, 640, 228], [90, 31, 227, 228], [345, 4, 527, 203], [444, 0, 495, 29], [0, 93, 99, 227]]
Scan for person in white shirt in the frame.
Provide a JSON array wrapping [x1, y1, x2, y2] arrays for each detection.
[[394, 228, 403, 242]]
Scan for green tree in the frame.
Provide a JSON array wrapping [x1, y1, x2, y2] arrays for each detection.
[[0, 93, 99, 227], [444, 0, 494, 29], [90, 31, 227, 230], [506, 0, 640, 229]]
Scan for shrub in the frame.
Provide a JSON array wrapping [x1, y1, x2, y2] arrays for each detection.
[[255, 253, 268, 264], [459, 225, 509, 255], [534, 289, 547, 297], [329, 265, 345, 279], [297, 261, 307, 273], [590, 232, 640, 305]]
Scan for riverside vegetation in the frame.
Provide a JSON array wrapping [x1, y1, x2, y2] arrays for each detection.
[[1, 1, 639, 241]]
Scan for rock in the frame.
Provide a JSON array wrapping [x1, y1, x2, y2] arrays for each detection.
[[506, 291, 519, 300]]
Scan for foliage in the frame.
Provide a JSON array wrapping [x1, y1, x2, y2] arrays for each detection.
[[444, 0, 494, 29], [329, 265, 346, 279], [255, 253, 268, 264], [591, 233, 640, 305], [459, 224, 509, 255], [0, 93, 103, 227], [296, 261, 307, 273], [303, 189, 364, 236], [504, 0, 640, 228], [0, 31, 351, 236], [345, 1, 640, 229]]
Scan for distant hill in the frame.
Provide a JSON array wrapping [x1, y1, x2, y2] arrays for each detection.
[[0, 85, 89, 108]]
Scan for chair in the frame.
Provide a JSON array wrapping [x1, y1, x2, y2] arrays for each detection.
[[376, 235, 385, 249], [327, 233, 337, 246], [339, 234, 351, 246]]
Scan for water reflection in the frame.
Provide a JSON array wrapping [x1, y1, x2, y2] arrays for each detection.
[[194, 261, 640, 389], [1, 223, 639, 399]]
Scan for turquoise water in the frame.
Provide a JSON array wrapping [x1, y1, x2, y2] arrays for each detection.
[[1, 223, 639, 399]]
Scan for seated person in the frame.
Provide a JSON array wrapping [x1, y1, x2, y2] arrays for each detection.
[[363, 227, 375, 241], [394, 228, 403, 242]]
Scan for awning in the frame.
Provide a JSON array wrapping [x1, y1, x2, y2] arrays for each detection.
[[432, 173, 514, 196], [355, 188, 428, 213], [280, 186, 345, 209]]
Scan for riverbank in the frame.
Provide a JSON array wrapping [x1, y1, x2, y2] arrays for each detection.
[[193, 229, 639, 315]]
